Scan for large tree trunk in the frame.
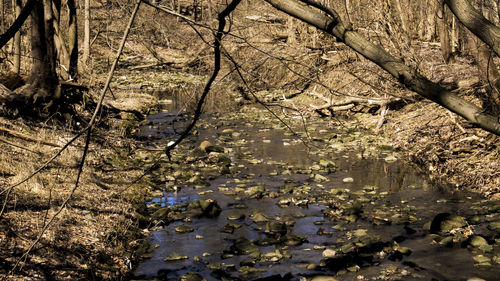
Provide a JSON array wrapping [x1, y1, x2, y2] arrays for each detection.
[[26, 0, 59, 106], [264, 0, 500, 135]]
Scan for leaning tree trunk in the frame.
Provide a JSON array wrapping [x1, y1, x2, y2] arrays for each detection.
[[264, 0, 500, 135]]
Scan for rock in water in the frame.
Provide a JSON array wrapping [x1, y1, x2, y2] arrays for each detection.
[[430, 213, 467, 233], [199, 140, 212, 152]]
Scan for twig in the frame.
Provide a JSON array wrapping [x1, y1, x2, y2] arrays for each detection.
[[447, 111, 467, 134], [375, 104, 389, 133]]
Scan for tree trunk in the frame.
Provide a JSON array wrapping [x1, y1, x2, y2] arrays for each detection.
[[13, 0, 22, 73], [475, 39, 500, 113], [437, 0, 455, 63], [1, 0, 4, 37], [27, 0, 59, 105], [83, 0, 90, 64], [67, 0, 77, 78], [264, 0, 500, 135], [445, 0, 500, 58]]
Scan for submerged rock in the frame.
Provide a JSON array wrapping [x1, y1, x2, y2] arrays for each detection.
[[488, 221, 500, 231], [227, 213, 245, 220], [309, 276, 339, 281], [180, 272, 206, 281], [322, 249, 337, 259], [468, 235, 489, 248], [199, 140, 212, 152], [261, 249, 284, 262], [175, 224, 194, 233], [230, 238, 260, 256], [164, 253, 188, 262], [186, 199, 222, 218], [250, 209, 270, 223], [473, 254, 492, 266], [265, 221, 288, 236]]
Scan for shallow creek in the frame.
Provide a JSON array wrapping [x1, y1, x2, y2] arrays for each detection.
[[132, 108, 500, 281]]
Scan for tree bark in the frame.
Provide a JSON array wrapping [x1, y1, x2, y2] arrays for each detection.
[[27, 0, 58, 104], [445, 0, 500, 57], [438, 0, 455, 63], [264, 0, 500, 135]]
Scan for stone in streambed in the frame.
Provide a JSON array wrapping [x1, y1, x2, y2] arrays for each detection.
[[250, 209, 269, 223], [180, 272, 205, 281], [221, 223, 242, 234], [322, 249, 337, 259], [164, 252, 188, 262], [488, 221, 500, 231], [265, 221, 288, 236], [175, 224, 194, 233], [230, 238, 260, 256], [473, 254, 492, 266], [186, 199, 221, 218], [199, 140, 212, 151], [227, 213, 245, 220], [467, 235, 493, 252], [430, 213, 467, 233]]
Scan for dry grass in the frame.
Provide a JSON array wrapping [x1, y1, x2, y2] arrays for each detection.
[[0, 115, 150, 280]]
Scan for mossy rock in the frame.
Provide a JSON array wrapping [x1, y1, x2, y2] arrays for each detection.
[[430, 213, 467, 234]]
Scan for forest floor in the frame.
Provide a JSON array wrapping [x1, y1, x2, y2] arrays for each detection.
[[1, 3, 499, 280]]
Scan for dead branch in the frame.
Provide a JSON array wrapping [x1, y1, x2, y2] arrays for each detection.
[[0, 126, 60, 147], [0, 136, 42, 154]]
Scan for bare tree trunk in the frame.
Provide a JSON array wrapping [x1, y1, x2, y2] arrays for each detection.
[[27, 0, 59, 103], [13, 0, 22, 73], [475, 39, 500, 113], [50, 0, 70, 78], [1, 0, 4, 38], [393, 0, 409, 35], [426, 1, 437, 41], [83, 0, 90, 64], [67, 0, 77, 78], [438, 0, 455, 63]]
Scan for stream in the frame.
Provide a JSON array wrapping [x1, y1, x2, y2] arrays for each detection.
[[132, 104, 500, 281]]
